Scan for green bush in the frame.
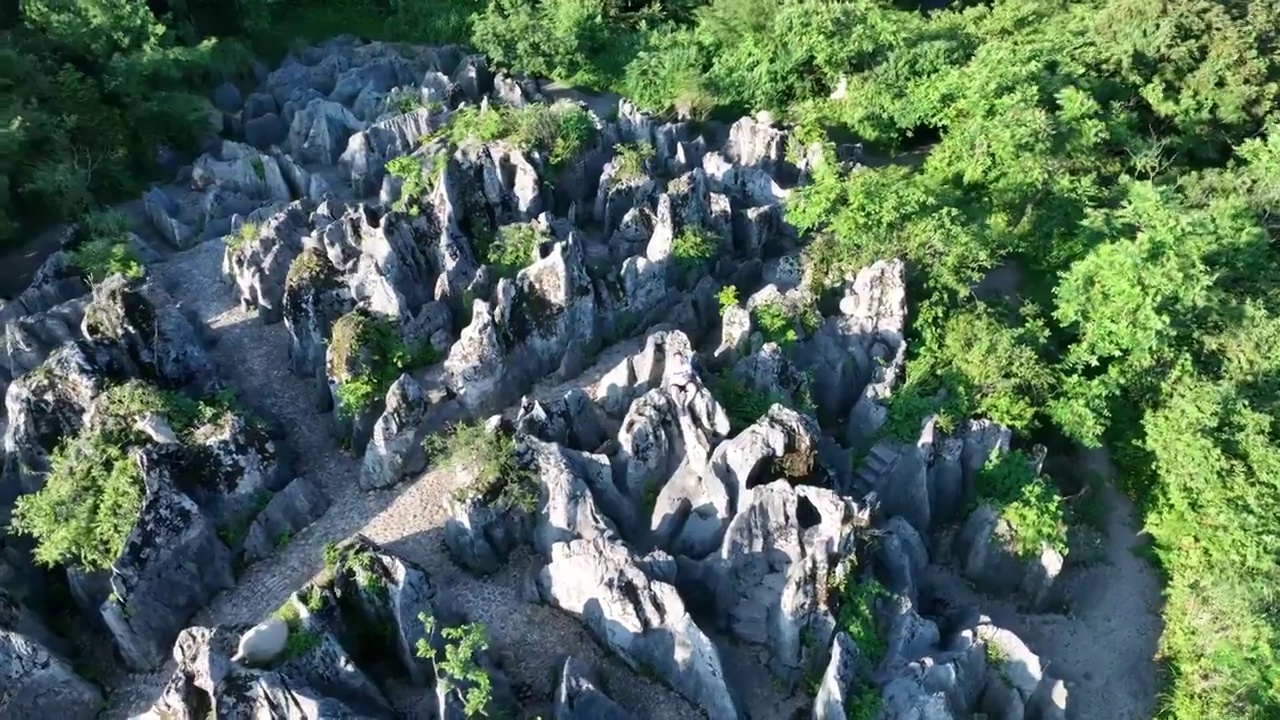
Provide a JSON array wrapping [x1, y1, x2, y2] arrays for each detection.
[[385, 154, 427, 216], [425, 421, 538, 513], [66, 209, 144, 283], [329, 311, 418, 417], [974, 452, 1067, 558], [481, 223, 545, 279], [670, 225, 718, 270], [416, 612, 493, 718], [9, 432, 142, 570], [435, 102, 596, 169]]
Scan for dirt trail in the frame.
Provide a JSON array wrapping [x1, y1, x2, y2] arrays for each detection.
[[928, 448, 1163, 720]]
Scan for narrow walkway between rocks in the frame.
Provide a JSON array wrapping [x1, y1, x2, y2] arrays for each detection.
[[105, 236, 705, 719]]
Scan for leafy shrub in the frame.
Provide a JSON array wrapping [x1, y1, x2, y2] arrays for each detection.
[[9, 378, 238, 570], [416, 612, 493, 718], [385, 154, 427, 216], [68, 210, 143, 283], [832, 573, 889, 664], [328, 311, 417, 417], [708, 371, 808, 435], [436, 102, 596, 169], [482, 223, 544, 279], [671, 226, 718, 270], [425, 421, 538, 513], [9, 432, 142, 570], [975, 452, 1067, 558], [751, 299, 818, 347], [717, 284, 739, 314]]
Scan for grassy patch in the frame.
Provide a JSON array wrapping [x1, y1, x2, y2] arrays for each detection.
[[227, 221, 260, 252], [426, 422, 538, 513], [975, 452, 1067, 558], [432, 101, 596, 170], [613, 142, 654, 182]]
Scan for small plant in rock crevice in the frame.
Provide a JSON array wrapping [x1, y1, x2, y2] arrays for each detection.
[[386, 154, 427, 216], [416, 612, 493, 718], [671, 225, 718, 271], [273, 599, 322, 663], [711, 373, 773, 433], [227, 220, 260, 252], [752, 299, 821, 348], [425, 421, 538, 513], [481, 223, 545, 279], [613, 141, 653, 182], [717, 284, 739, 314], [386, 87, 423, 115]]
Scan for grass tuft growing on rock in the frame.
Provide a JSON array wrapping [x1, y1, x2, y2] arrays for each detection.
[[227, 221, 260, 252], [273, 599, 322, 663], [613, 142, 653, 182], [426, 421, 538, 513], [433, 101, 596, 170]]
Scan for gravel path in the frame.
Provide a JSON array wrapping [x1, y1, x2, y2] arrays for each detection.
[[926, 448, 1163, 720], [103, 235, 704, 719]]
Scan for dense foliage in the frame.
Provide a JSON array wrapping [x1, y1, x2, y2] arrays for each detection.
[[9, 0, 1280, 715], [9, 380, 236, 570]]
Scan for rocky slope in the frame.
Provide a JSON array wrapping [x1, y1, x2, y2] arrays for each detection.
[[0, 35, 1159, 720]]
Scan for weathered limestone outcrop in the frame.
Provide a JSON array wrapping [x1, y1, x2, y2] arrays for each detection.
[[536, 537, 738, 720], [0, 590, 103, 720]]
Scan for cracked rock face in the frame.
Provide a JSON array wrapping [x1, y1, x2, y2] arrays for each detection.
[[536, 537, 738, 720], [0, 590, 103, 720]]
